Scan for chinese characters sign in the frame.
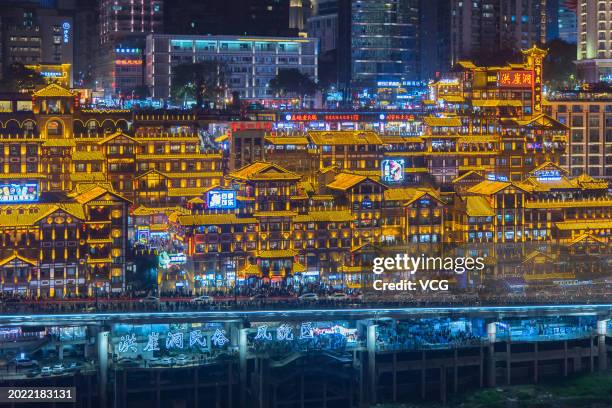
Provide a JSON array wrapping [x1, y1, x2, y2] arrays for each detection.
[[207, 190, 236, 209], [497, 71, 534, 88], [0, 183, 38, 203], [381, 159, 405, 183], [114, 326, 229, 355]]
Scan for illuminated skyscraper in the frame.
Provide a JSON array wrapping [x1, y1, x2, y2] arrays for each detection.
[[349, 0, 420, 90], [97, 0, 164, 98], [575, 0, 612, 83]]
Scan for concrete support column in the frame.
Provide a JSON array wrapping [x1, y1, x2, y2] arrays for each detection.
[[239, 328, 248, 408], [534, 342, 538, 383], [440, 365, 446, 403], [97, 331, 109, 408], [563, 341, 568, 377], [506, 342, 511, 385], [366, 324, 377, 405], [57, 345, 64, 361], [597, 320, 608, 371], [421, 351, 427, 398], [486, 323, 497, 387]]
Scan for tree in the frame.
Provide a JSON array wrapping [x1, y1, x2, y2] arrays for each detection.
[[543, 39, 577, 90], [171, 61, 228, 108], [268, 68, 317, 99], [0, 64, 45, 92]]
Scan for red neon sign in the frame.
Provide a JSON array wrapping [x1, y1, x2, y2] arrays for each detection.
[[498, 71, 533, 88]]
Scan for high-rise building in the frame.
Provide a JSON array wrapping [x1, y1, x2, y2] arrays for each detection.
[[450, 0, 546, 64], [346, 0, 420, 91], [97, 0, 164, 98], [307, 0, 338, 54], [575, 0, 612, 83], [73, 0, 97, 88], [145, 34, 318, 102], [548, 0, 578, 43], [99, 0, 163, 44], [547, 91, 612, 179], [419, 0, 451, 81], [162, 0, 298, 37], [0, 0, 74, 84]]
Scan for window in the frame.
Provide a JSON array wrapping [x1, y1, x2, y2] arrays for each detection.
[[46, 120, 62, 136]]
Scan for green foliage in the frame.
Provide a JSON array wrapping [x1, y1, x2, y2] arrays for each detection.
[[170, 61, 228, 108], [543, 39, 577, 90], [268, 68, 317, 98], [0, 64, 46, 92]]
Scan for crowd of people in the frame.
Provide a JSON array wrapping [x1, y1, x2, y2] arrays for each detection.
[[376, 319, 484, 351], [0, 282, 609, 315]]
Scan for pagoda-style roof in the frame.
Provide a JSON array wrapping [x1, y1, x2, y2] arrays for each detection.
[[32, 83, 75, 98], [327, 172, 385, 191], [465, 196, 494, 217], [97, 130, 140, 145], [0, 252, 38, 267], [229, 161, 301, 182], [308, 130, 383, 145], [423, 116, 462, 127], [452, 170, 484, 184]]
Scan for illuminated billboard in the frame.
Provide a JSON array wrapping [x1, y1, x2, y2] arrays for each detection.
[[381, 159, 405, 183], [207, 190, 236, 209], [0, 183, 38, 203], [497, 70, 534, 88]]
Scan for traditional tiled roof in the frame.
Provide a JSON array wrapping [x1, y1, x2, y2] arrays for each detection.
[[167, 187, 216, 197], [308, 130, 383, 145], [177, 214, 256, 226], [97, 130, 139, 145], [70, 172, 106, 182], [72, 151, 106, 161], [256, 249, 298, 259], [0, 252, 38, 267], [253, 211, 297, 217], [452, 171, 484, 184], [32, 83, 75, 97], [472, 99, 522, 107], [383, 187, 441, 204], [133, 206, 189, 216], [467, 180, 512, 195], [326, 173, 367, 191], [294, 210, 354, 222], [423, 116, 462, 127], [0, 204, 58, 227], [465, 196, 494, 217], [229, 162, 301, 181], [43, 138, 76, 147], [265, 136, 309, 145], [568, 232, 607, 246], [555, 220, 612, 231]]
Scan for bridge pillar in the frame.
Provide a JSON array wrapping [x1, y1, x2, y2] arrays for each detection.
[[486, 323, 496, 387], [597, 320, 608, 371], [239, 328, 248, 408], [57, 344, 64, 361], [97, 331, 109, 408], [534, 342, 538, 383], [366, 323, 377, 405]]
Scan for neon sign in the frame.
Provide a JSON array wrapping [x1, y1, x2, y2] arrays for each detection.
[[0, 183, 38, 203], [498, 70, 534, 88], [115, 60, 142, 65], [207, 190, 236, 209], [62, 22, 70, 44], [41, 71, 63, 78], [381, 159, 405, 183], [535, 170, 561, 181], [324, 114, 360, 121], [386, 113, 415, 121]]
